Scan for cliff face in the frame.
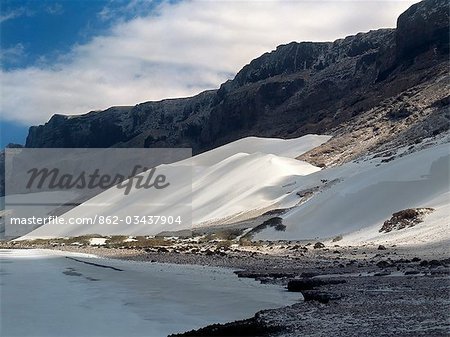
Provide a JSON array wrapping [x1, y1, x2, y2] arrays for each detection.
[[25, 0, 449, 155]]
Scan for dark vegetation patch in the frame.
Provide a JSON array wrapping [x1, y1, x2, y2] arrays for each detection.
[[244, 217, 286, 240], [259, 209, 287, 217], [14, 235, 173, 249], [331, 235, 343, 242], [380, 208, 434, 233], [105, 236, 171, 248], [198, 228, 245, 242]]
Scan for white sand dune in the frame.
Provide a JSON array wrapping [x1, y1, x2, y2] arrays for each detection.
[[18, 134, 449, 246], [191, 152, 320, 226], [20, 134, 330, 238], [184, 134, 331, 167], [255, 142, 450, 244]]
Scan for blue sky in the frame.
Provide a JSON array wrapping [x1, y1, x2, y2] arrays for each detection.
[[0, 0, 416, 148], [1, 0, 99, 146], [2, 0, 108, 70], [1, 0, 163, 147]]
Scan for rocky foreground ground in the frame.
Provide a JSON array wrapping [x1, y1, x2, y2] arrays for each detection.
[[4, 239, 449, 337]]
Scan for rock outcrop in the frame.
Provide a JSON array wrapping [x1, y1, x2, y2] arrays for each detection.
[[20, 0, 450, 158]]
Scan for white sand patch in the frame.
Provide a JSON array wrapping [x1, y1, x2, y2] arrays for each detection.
[[89, 237, 107, 246], [124, 236, 137, 242]]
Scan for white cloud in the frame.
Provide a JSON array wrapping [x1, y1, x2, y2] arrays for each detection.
[[45, 3, 64, 15], [1, 0, 416, 125], [98, 0, 156, 21], [0, 43, 25, 64], [0, 7, 31, 23]]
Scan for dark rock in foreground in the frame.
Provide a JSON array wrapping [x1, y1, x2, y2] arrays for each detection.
[[313, 242, 325, 249], [287, 278, 346, 292], [301, 290, 342, 304], [168, 314, 282, 337]]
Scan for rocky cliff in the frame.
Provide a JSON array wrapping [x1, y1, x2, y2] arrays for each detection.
[[25, 0, 449, 157]]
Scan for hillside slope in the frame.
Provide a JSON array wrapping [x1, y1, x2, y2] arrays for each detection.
[[255, 137, 449, 243]]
